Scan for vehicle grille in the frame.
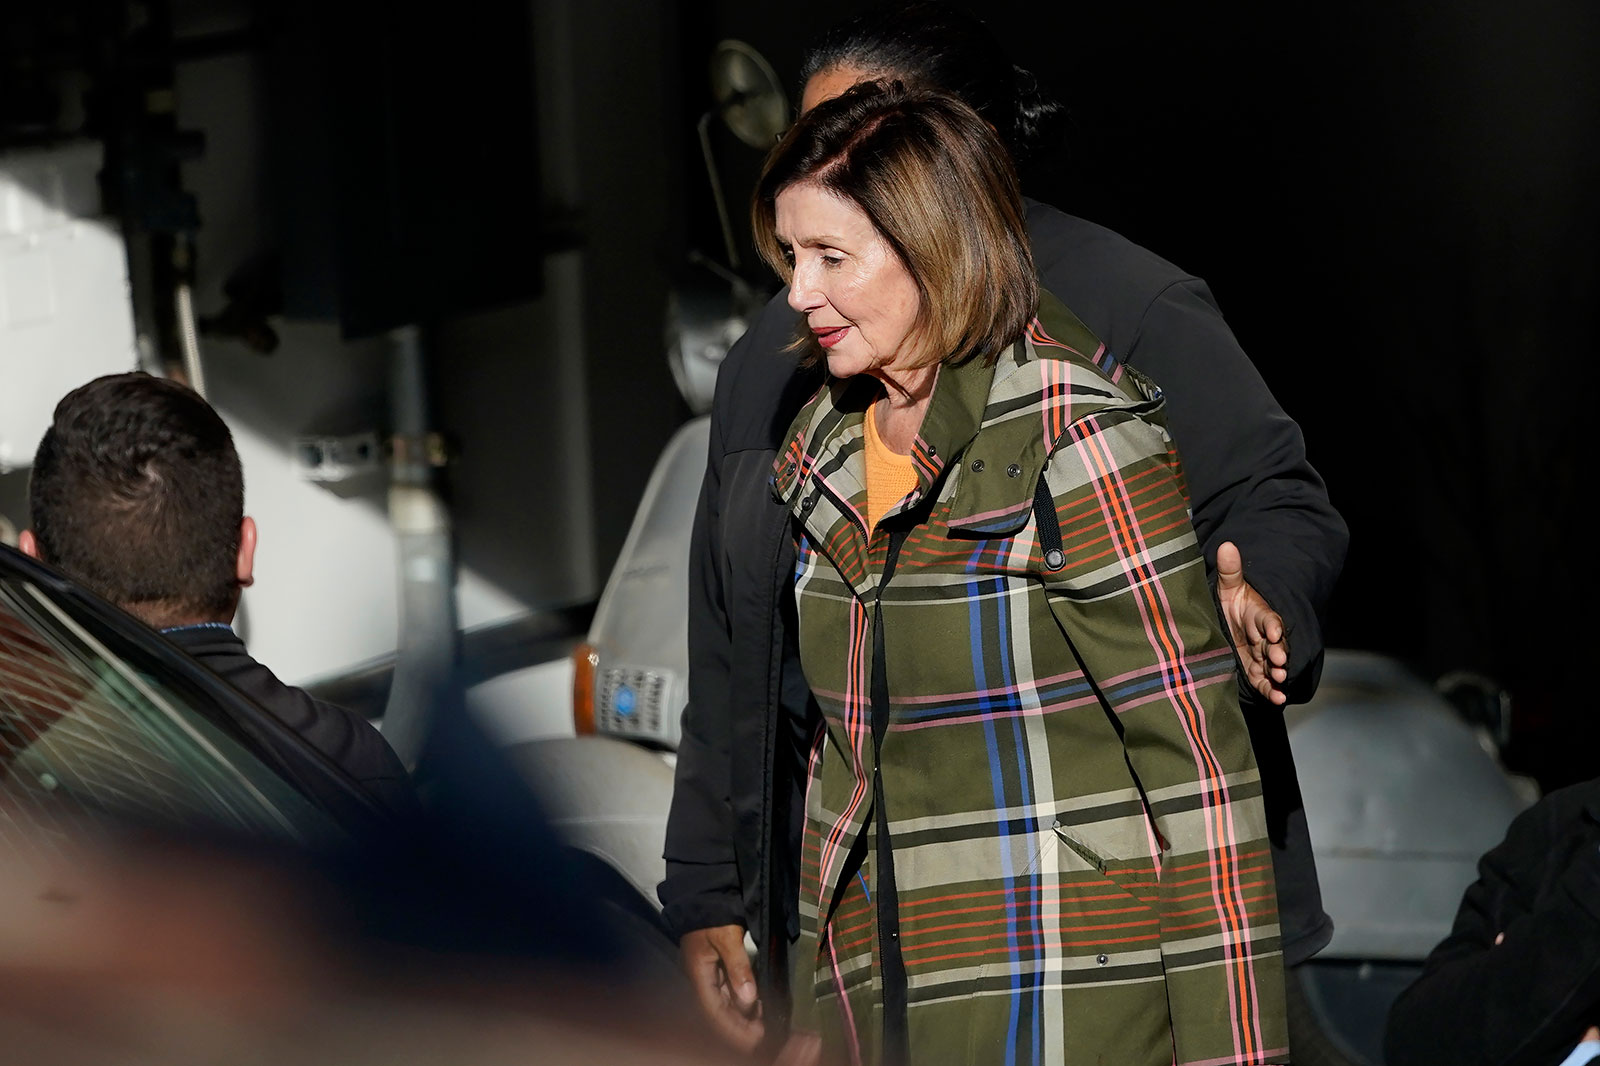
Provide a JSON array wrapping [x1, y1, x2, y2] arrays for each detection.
[[595, 666, 669, 741]]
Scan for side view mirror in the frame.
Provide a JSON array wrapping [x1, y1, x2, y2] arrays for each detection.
[[667, 40, 789, 414], [697, 39, 789, 273]]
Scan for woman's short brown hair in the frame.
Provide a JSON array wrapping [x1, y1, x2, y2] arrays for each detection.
[[752, 80, 1037, 369]]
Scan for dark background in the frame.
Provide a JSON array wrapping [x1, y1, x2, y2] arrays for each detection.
[[686, 0, 1599, 788]]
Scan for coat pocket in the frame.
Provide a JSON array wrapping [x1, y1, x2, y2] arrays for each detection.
[[961, 824, 1170, 1066], [1054, 823, 1114, 874], [1050, 821, 1161, 913]]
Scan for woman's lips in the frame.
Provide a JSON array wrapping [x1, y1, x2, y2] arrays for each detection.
[[814, 325, 850, 349]]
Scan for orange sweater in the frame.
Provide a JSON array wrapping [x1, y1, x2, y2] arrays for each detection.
[[863, 407, 919, 532]]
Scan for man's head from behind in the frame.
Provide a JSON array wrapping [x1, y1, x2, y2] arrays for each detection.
[[20, 372, 255, 629]]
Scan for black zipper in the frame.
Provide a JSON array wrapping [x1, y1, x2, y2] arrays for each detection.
[[757, 496, 791, 1029], [871, 522, 911, 1066]]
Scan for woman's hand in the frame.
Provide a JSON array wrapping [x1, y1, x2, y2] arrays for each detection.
[[1216, 541, 1290, 706], [679, 923, 764, 1052]]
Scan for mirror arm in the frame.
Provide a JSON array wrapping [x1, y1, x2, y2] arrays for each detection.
[[697, 110, 741, 272]]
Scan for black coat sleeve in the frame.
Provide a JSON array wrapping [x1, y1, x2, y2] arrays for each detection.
[[166, 629, 421, 819], [1122, 278, 1348, 702], [1384, 790, 1600, 1066], [657, 321, 752, 940]]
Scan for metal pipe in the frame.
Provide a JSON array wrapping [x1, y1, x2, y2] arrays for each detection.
[[381, 324, 458, 770], [174, 280, 207, 398]]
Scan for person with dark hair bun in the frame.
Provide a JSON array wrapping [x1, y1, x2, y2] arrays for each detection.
[[662, 2, 1345, 1058], [797, 1, 1066, 167]]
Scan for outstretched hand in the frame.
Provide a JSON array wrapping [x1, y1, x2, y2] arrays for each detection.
[[1215, 541, 1289, 706]]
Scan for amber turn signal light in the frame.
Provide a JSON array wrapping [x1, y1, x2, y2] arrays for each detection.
[[572, 642, 599, 735]]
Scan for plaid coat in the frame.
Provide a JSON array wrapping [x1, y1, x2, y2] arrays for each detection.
[[773, 292, 1288, 1066]]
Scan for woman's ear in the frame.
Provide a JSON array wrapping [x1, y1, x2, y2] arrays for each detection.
[[17, 529, 41, 560], [236, 516, 257, 588]]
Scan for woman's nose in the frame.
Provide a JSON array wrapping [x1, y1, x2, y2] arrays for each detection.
[[787, 265, 822, 313]]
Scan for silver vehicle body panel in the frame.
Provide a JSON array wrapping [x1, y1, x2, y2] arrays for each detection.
[[582, 416, 710, 748], [1287, 650, 1532, 960]]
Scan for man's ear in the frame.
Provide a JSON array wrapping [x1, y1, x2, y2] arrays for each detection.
[[236, 516, 257, 589], [17, 529, 41, 561]]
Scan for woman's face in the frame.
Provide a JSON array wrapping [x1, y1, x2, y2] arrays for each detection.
[[775, 182, 924, 381]]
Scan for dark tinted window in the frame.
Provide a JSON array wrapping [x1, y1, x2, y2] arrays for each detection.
[[0, 574, 340, 852]]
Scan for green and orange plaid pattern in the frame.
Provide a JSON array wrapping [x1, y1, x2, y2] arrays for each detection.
[[774, 292, 1288, 1066]]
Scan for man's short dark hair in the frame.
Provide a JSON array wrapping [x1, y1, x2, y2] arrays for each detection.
[[29, 372, 244, 622]]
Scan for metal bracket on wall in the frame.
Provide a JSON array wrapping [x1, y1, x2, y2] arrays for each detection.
[[294, 431, 451, 484], [293, 432, 383, 484]]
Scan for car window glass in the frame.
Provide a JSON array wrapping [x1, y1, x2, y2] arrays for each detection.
[[0, 576, 340, 852]]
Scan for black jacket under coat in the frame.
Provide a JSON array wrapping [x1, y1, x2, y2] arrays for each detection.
[[659, 203, 1349, 1003]]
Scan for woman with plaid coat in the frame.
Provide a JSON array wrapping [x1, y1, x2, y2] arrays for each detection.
[[745, 82, 1288, 1066]]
